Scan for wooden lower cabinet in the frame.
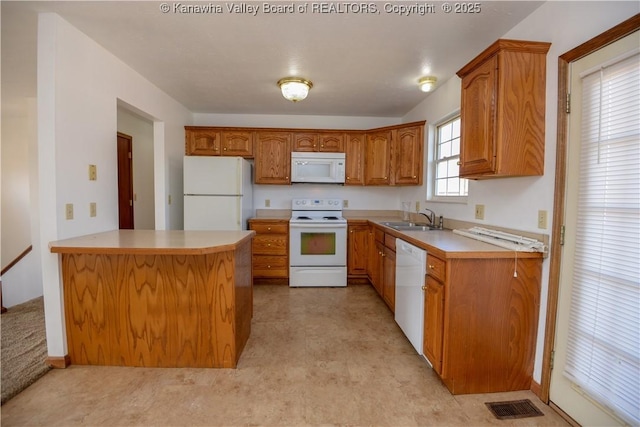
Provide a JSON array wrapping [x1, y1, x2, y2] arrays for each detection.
[[423, 275, 444, 374], [382, 245, 396, 312], [347, 222, 369, 276], [58, 239, 253, 368], [423, 254, 542, 394], [249, 219, 289, 279], [366, 225, 384, 296], [364, 224, 396, 312]]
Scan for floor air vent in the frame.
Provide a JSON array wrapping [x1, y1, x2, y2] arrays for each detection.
[[485, 399, 544, 420]]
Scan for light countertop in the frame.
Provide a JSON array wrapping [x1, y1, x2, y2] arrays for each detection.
[[250, 211, 545, 259], [368, 218, 545, 259], [50, 229, 255, 255]]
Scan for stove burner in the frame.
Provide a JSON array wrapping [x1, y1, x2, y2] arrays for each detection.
[[296, 216, 312, 220], [323, 216, 339, 220]]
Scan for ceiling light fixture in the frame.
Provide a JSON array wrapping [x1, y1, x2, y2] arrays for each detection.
[[418, 76, 437, 92], [277, 77, 313, 102]]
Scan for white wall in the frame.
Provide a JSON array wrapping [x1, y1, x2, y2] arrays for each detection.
[[37, 13, 191, 358], [402, 1, 640, 383], [1, 103, 32, 265], [117, 107, 155, 230], [1, 97, 43, 306]]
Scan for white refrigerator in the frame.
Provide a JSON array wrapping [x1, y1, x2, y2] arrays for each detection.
[[183, 156, 254, 230]]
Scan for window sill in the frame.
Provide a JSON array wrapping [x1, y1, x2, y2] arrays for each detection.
[[428, 196, 468, 204]]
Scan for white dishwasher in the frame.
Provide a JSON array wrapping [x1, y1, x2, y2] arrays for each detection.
[[395, 239, 426, 355]]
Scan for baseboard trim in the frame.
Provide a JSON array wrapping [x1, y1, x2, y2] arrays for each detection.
[[253, 278, 289, 286], [46, 355, 71, 369]]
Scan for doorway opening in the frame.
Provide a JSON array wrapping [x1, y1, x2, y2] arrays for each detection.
[[117, 132, 134, 229]]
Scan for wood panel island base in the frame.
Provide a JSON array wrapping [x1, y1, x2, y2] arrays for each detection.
[[49, 230, 255, 369]]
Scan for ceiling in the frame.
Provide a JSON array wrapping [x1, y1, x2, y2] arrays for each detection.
[[1, 1, 545, 118]]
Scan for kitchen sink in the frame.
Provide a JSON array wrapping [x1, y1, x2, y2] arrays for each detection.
[[381, 221, 440, 231]]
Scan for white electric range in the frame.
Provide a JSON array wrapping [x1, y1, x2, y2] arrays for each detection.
[[289, 198, 347, 287]]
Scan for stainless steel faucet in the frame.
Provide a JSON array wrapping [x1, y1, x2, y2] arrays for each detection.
[[419, 209, 436, 226]]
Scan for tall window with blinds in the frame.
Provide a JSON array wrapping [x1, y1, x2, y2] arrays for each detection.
[[434, 116, 468, 198], [564, 50, 640, 425]]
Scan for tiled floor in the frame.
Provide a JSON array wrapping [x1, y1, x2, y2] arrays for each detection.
[[1, 284, 569, 426]]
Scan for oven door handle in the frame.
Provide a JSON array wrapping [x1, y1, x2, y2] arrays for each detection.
[[290, 223, 347, 229]]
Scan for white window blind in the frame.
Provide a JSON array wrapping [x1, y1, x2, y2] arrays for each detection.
[[564, 50, 640, 425]]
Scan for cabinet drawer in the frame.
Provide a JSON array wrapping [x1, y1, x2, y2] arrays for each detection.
[[253, 256, 288, 277], [384, 233, 396, 251], [253, 235, 287, 255], [374, 227, 385, 243], [250, 222, 288, 234], [427, 254, 445, 282]]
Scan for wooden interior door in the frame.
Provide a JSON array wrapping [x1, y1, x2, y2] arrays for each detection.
[[117, 133, 134, 229]]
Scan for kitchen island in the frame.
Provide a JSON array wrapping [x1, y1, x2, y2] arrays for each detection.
[[49, 230, 254, 368]]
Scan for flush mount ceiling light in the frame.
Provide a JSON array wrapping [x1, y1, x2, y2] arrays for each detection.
[[277, 77, 313, 102], [418, 76, 437, 92]]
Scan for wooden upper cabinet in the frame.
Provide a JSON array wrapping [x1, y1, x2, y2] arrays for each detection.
[[293, 133, 319, 152], [392, 125, 424, 185], [345, 132, 365, 185], [293, 132, 344, 152], [457, 39, 550, 179], [318, 133, 344, 152], [365, 131, 392, 185], [185, 128, 221, 155], [185, 127, 253, 157], [254, 131, 291, 184], [185, 122, 424, 186], [221, 130, 254, 157]]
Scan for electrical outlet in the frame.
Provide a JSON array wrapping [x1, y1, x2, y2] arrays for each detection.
[[65, 203, 74, 220], [343, 199, 349, 208], [538, 210, 548, 229], [415, 201, 420, 212], [475, 204, 485, 220], [265, 199, 271, 207], [90, 202, 97, 217], [88, 164, 97, 181], [168, 195, 172, 205]]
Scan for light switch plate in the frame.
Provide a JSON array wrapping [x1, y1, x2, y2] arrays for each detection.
[[65, 203, 74, 220], [475, 204, 485, 220], [88, 164, 97, 181], [265, 199, 271, 207], [343, 199, 349, 208], [90, 202, 97, 217], [538, 210, 548, 229]]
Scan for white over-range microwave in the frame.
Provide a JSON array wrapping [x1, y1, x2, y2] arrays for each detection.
[[291, 152, 346, 184]]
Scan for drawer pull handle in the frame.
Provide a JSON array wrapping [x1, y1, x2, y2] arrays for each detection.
[[429, 265, 435, 269], [267, 227, 271, 231]]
